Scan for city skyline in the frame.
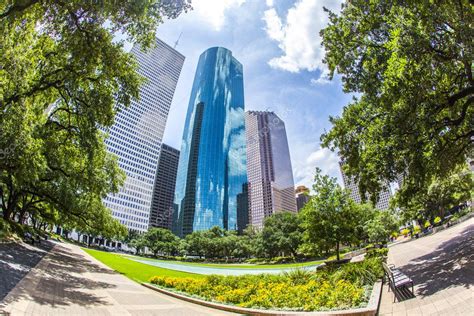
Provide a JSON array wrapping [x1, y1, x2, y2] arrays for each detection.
[[145, 0, 351, 189]]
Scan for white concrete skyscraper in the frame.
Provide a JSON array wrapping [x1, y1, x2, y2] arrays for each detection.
[[103, 38, 184, 232], [246, 111, 297, 229]]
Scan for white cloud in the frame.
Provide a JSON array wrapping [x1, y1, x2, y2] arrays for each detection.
[[293, 146, 342, 190], [266, 0, 274, 7], [192, 0, 246, 31], [263, 0, 342, 73], [310, 68, 332, 85]]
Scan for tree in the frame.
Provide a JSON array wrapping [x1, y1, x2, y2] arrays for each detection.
[[320, 0, 473, 205], [365, 210, 398, 245], [261, 212, 302, 258], [184, 231, 207, 258], [129, 234, 147, 256], [392, 167, 473, 222], [300, 168, 361, 261], [144, 228, 179, 257], [0, 1, 190, 234]]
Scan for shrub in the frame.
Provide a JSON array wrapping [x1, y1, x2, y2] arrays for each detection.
[[366, 248, 388, 259], [0, 218, 12, 240], [328, 258, 383, 286], [433, 216, 442, 225], [401, 228, 410, 237], [413, 226, 421, 235], [424, 221, 431, 229], [149, 259, 380, 311]]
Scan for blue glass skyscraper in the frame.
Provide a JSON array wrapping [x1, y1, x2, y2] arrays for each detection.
[[173, 47, 247, 236]]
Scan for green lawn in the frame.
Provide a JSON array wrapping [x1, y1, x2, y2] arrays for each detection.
[[83, 248, 204, 282], [122, 254, 325, 269]]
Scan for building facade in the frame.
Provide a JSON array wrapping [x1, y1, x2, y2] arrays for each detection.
[[149, 144, 180, 229], [339, 162, 393, 210], [246, 111, 297, 228], [173, 47, 247, 236], [295, 185, 310, 211], [103, 38, 184, 232]]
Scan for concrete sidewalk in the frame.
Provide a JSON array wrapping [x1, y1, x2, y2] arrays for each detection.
[[379, 217, 474, 315], [1, 242, 236, 315]]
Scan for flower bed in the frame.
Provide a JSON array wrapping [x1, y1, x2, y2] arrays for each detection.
[[149, 258, 383, 311]]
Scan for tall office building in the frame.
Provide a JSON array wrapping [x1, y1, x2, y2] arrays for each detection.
[[103, 38, 184, 232], [295, 185, 310, 211], [173, 47, 247, 236], [149, 144, 180, 229], [339, 162, 393, 210], [246, 111, 297, 228]]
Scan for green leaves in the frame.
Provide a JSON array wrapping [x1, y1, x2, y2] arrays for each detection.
[[321, 0, 474, 205], [300, 168, 364, 260], [0, 1, 189, 235]]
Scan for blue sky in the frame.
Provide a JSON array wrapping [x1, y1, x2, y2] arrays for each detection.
[[152, 0, 351, 187]]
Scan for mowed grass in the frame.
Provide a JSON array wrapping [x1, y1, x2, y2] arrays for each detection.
[[83, 248, 204, 283], [122, 254, 325, 269]]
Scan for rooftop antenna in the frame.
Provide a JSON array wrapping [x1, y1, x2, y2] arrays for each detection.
[[173, 32, 183, 49]]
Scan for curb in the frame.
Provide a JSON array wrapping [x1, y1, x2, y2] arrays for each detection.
[[141, 281, 382, 316]]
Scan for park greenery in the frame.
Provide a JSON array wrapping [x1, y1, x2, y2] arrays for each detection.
[[149, 257, 384, 311], [321, 0, 473, 218], [126, 169, 400, 263], [0, 0, 190, 237], [83, 248, 203, 283]]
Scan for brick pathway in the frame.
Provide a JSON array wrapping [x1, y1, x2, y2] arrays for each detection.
[[379, 217, 474, 315], [0, 242, 235, 315]]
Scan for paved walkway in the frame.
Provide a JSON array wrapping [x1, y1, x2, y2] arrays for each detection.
[[379, 217, 474, 315], [0, 242, 236, 315], [0, 240, 54, 301]]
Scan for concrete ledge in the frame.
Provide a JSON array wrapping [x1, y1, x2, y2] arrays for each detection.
[[142, 280, 382, 316]]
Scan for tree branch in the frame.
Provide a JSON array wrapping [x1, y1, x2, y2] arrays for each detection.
[[0, 0, 39, 19]]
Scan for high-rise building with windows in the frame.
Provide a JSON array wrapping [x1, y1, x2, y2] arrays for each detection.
[[246, 111, 297, 228], [173, 47, 247, 236], [103, 38, 184, 232], [149, 144, 180, 229], [295, 185, 310, 211], [339, 162, 393, 210]]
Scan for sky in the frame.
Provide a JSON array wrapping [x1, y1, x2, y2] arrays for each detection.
[[151, 0, 352, 188]]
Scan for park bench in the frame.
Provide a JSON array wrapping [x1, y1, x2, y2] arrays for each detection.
[[383, 262, 414, 302]]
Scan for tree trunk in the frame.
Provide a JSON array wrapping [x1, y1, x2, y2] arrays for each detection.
[[336, 242, 340, 261]]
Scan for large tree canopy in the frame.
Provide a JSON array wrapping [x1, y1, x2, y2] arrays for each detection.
[[0, 0, 190, 235], [321, 0, 473, 204]]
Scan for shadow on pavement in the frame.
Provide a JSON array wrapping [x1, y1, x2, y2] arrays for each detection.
[[0, 240, 54, 301], [1, 242, 119, 308], [397, 224, 474, 297]]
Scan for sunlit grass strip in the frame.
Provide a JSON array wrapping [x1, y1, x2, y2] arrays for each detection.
[[83, 248, 203, 282]]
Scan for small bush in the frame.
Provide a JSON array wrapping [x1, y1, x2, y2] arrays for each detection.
[[0, 218, 12, 240], [401, 228, 410, 236], [366, 248, 388, 259], [433, 216, 442, 225], [424, 221, 431, 229], [413, 225, 421, 234]]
